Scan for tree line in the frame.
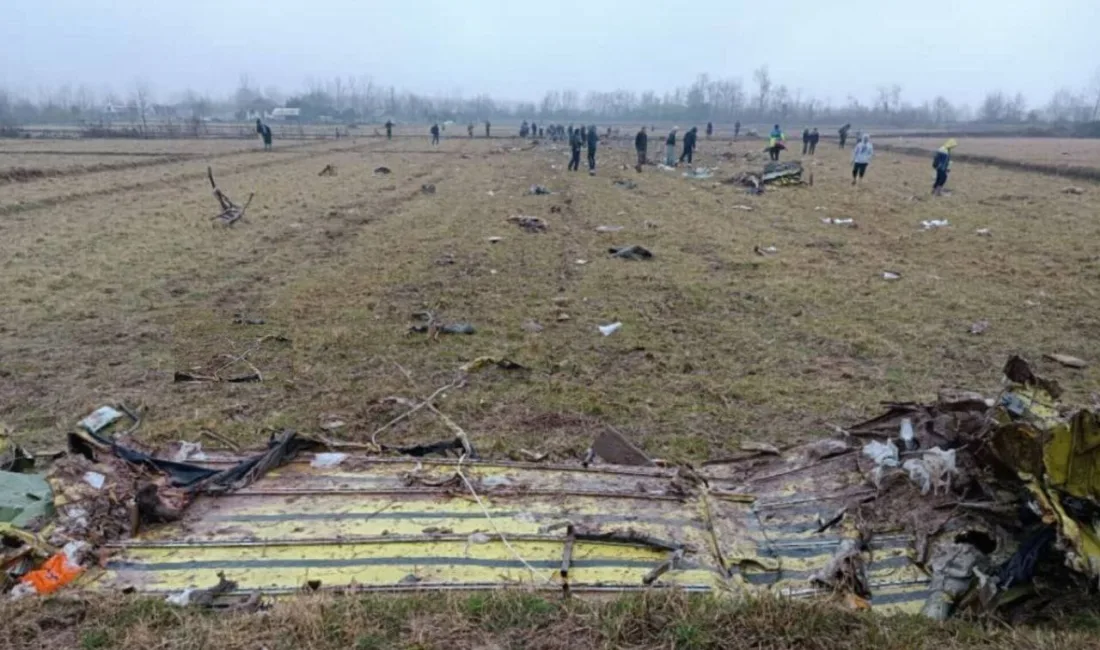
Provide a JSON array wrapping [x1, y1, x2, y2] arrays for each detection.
[[3, 67, 1099, 130]]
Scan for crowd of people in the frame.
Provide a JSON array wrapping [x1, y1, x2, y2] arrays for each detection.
[[253, 117, 958, 194]]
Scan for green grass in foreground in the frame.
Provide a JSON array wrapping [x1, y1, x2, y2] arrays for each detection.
[[5, 592, 1100, 650]]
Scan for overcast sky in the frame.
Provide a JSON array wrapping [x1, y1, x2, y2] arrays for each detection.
[[3, 0, 1097, 107]]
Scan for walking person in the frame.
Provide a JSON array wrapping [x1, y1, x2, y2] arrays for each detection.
[[838, 123, 851, 148], [706, 122, 713, 139], [734, 120, 741, 140], [485, 120, 491, 137], [802, 128, 810, 155], [809, 128, 820, 154], [430, 123, 440, 146], [665, 127, 678, 166], [468, 123, 474, 138], [634, 125, 648, 171], [568, 125, 583, 171], [767, 124, 785, 161], [385, 120, 394, 140], [256, 120, 273, 151], [586, 124, 599, 175], [932, 138, 957, 196], [679, 126, 698, 165], [851, 134, 874, 185]]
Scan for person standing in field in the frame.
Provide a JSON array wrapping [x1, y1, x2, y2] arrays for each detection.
[[932, 138, 957, 195], [802, 128, 811, 155], [256, 120, 273, 151], [468, 123, 474, 138], [665, 127, 678, 166], [430, 123, 440, 146], [385, 120, 394, 140], [851, 134, 874, 185], [634, 125, 648, 171], [809, 128, 820, 154], [586, 124, 599, 174], [838, 123, 851, 148], [734, 121, 741, 140], [706, 122, 714, 139], [485, 120, 491, 137], [568, 125, 583, 171], [767, 124, 785, 161], [680, 126, 698, 164]]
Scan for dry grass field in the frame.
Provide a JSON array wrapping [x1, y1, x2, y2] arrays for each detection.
[[3, 130, 1100, 646], [895, 136, 1100, 167], [2, 133, 1100, 462]]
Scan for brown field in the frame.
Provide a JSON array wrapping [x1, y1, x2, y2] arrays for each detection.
[[895, 136, 1100, 167], [2, 133, 1099, 460], [4, 132, 1100, 646]]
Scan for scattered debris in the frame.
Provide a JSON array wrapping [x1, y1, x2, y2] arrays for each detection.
[[969, 320, 990, 335], [207, 167, 253, 226], [598, 322, 622, 336], [761, 161, 804, 185], [487, 236, 503, 243], [682, 167, 714, 179], [613, 179, 638, 190], [921, 219, 950, 230], [79, 406, 122, 435], [318, 164, 337, 177], [11, 541, 88, 598], [373, 166, 391, 175], [656, 164, 676, 172], [1062, 186, 1085, 195], [527, 184, 552, 195], [420, 184, 436, 194], [507, 215, 547, 233], [882, 271, 901, 281], [753, 245, 778, 256], [976, 228, 992, 236], [821, 217, 855, 226], [609, 245, 653, 260], [310, 453, 348, 469], [644, 220, 660, 229], [590, 429, 653, 466], [1044, 353, 1087, 369], [232, 316, 265, 326], [575, 259, 588, 265], [732, 205, 754, 211], [595, 225, 623, 233], [459, 357, 525, 373]]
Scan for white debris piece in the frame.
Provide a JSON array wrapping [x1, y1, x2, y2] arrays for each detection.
[[310, 452, 349, 468], [598, 322, 623, 336], [863, 440, 900, 488], [883, 271, 901, 281], [165, 588, 197, 607], [79, 406, 122, 434], [82, 471, 106, 490], [821, 217, 855, 226], [903, 447, 958, 495], [171, 441, 207, 462], [921, 219, 950, 230]]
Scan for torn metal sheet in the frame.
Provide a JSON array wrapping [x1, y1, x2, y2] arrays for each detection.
[[83, 448, 932, 613]]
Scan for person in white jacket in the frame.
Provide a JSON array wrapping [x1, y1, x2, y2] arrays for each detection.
[[851, 134, 873, 185]]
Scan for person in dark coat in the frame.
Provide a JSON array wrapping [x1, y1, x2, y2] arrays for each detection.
[[706, 122, 713, 139], [430, 123, 440, 145], [385, 120, 394, 140], [802, 128, 811, 155], [568, 126, 583, 171], [634, 125, 648, 171], [838, 123, 851, 148], [468, 123, 474, 138], [734, 121, 741, 140], [257, 120, 272, 150], [679, 127, 698, 164], [932, 139, 957, 195], [485, 120, 491, 137], [586, 124, 598, 174], [809, 128, 820, 154], [520, 121, 529, 138]]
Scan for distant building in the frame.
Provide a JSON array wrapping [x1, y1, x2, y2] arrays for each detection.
[[269, 107, 301, 121]]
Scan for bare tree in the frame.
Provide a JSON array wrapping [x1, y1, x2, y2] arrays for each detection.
[[131, 79, 152, 135], [753, 66, 771, 116]]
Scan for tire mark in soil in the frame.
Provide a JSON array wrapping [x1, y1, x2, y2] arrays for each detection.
[[0, 142, 378, 216]]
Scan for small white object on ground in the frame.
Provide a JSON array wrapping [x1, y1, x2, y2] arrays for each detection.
[[311, 452, 349, 468], [165, 589, 197, 607], [821, 217, 854, 226], [79, 406, 122, 434], [488, 236, 503, 243], [921, 219, 949, 230], [976, 228, 991, 236], [595, 225, 623, 233], [598, 322, 623, 336], [883, 271, 901, 281], [82, 471, 106, 490]]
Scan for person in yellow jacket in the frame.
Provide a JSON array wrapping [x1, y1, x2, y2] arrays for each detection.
[[932, 138, 957, 196], [766, 124, 786, 161]]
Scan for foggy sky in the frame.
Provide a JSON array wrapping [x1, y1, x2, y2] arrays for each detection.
[[3, 0, 1097, 107]]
